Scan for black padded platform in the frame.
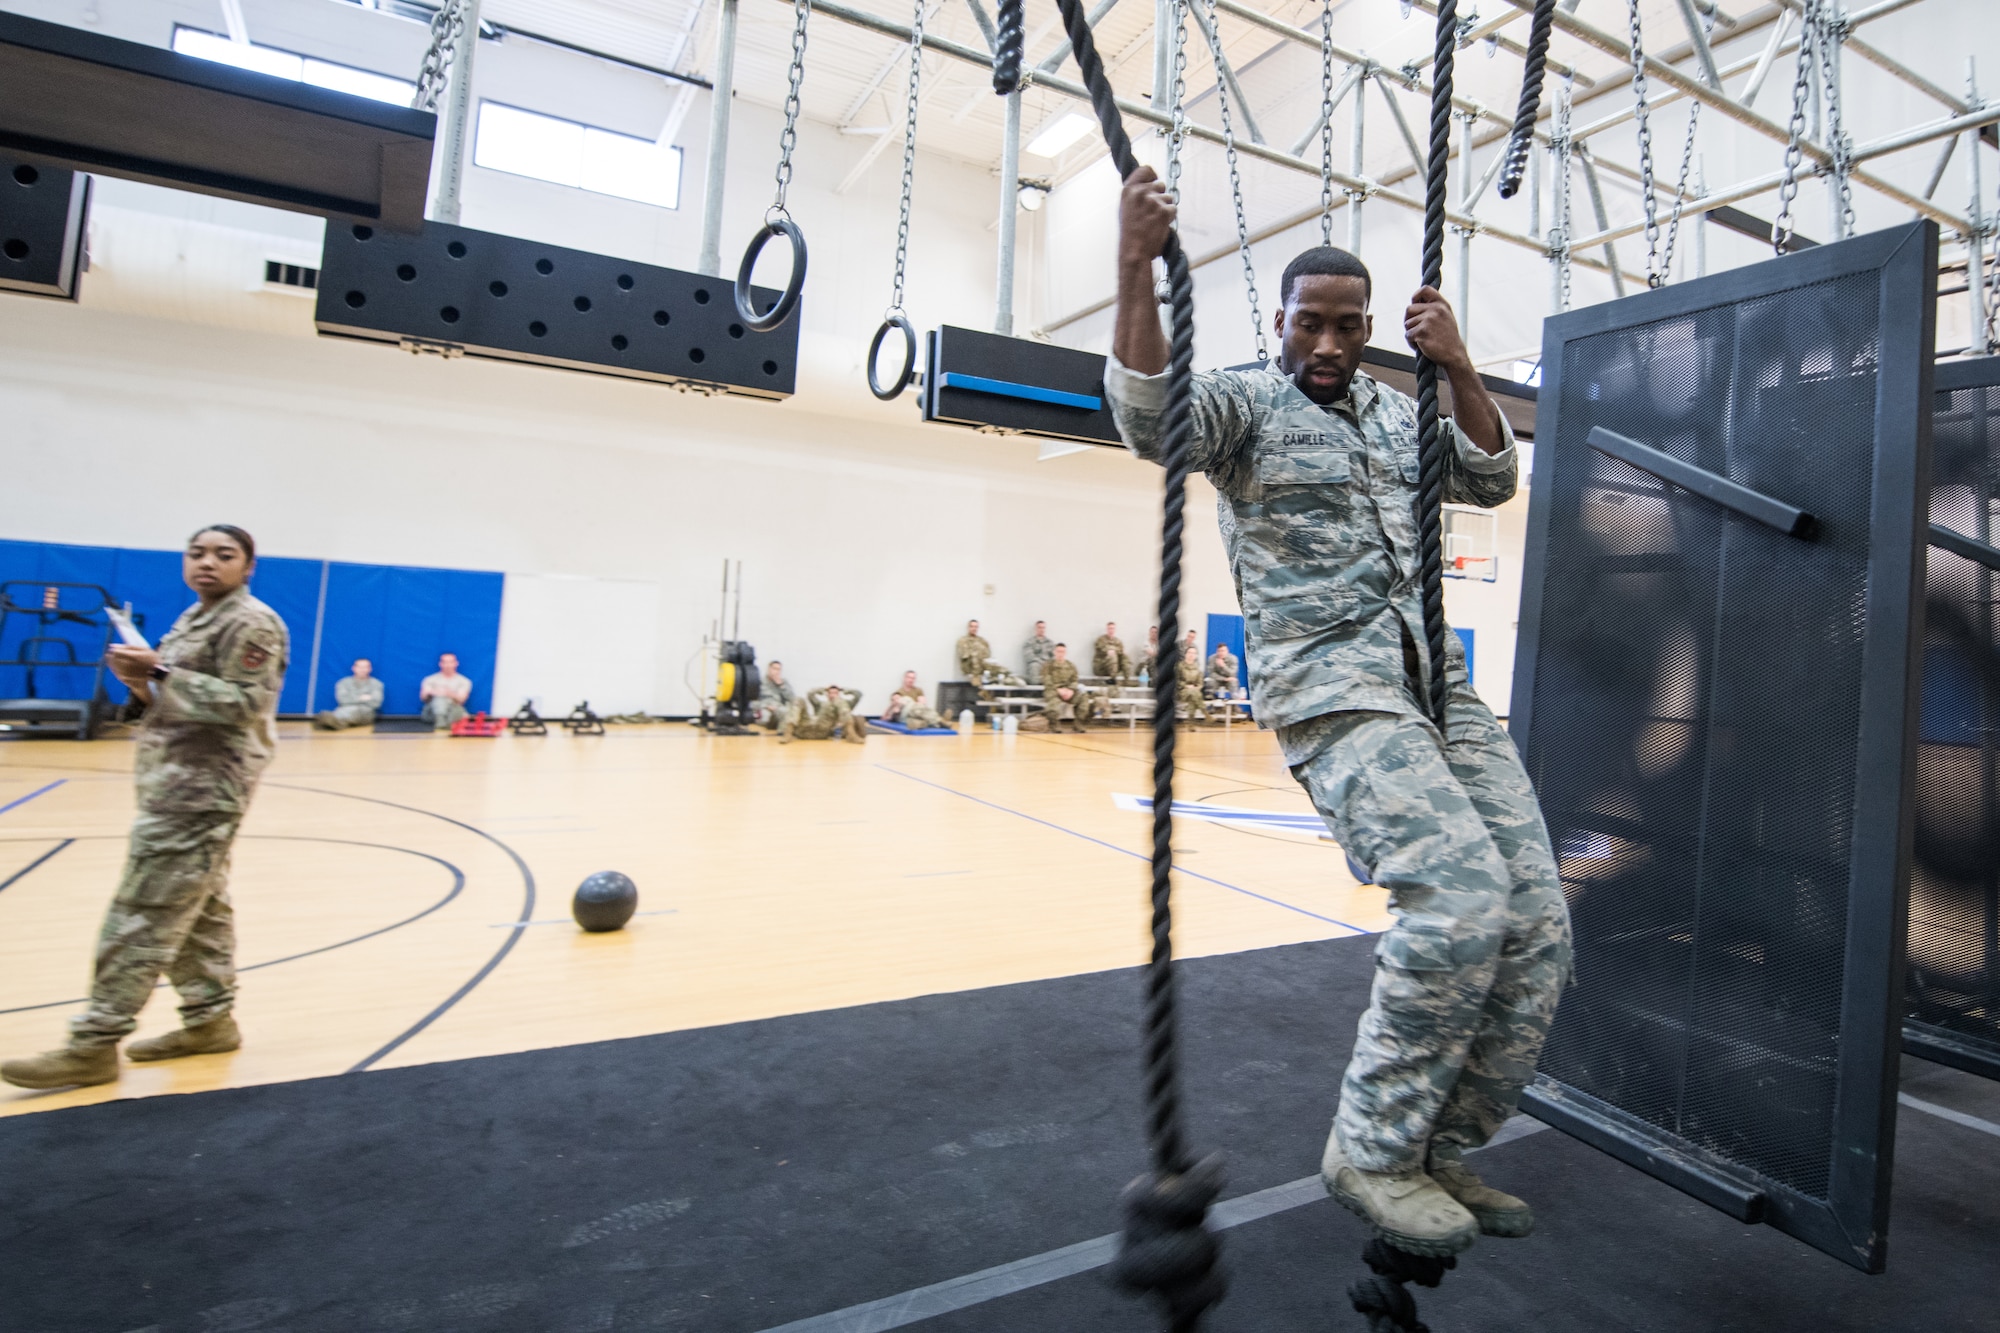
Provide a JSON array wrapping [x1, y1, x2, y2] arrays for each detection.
[[0, 11, 433, 230], [0, 152, 87, 299], [1512, 221, 1940, 1271], [2, 936, 1995, 1331]]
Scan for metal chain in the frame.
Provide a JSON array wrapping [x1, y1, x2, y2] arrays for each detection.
[[1319, 0, 1336, 245], [1627, 0, 1663, 287], [886, 1, 925, 317], [1202, 0, 1266, 360], [1814, 0, 1855, 238], [1656, 7, 1711, 283], [1166, 0, 1188, 206], [1555, 75, 1574, 311], [1773, 0, 1817, 255], [412, 0, 462, 112], [769, 0, 812, 222]]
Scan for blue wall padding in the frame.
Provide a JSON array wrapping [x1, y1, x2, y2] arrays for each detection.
[[1921, 644, 1984, 745], [315, 562, 502, 714], [0, 540, 503, 716], [1455, 628, 1475, 686], [248, 557, 326, 716], [1205, 613, 1247, 689]]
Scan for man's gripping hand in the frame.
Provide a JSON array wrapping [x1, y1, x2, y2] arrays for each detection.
[[1403, 286, 1474, 373], [1119, 167, 1176, 268]]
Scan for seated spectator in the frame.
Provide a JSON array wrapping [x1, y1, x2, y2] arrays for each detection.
[[781, 685, 869, 745], [1206, 642, 1240, 698], [1041, 643, 1098, 732], [753, 660, 796, 730], [882, 670, 949, 729], [419, 653, 473, 732], [1176, 644, 1206, 722], [313, 658, 384, 730]]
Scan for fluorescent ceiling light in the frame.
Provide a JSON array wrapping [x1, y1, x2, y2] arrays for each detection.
[[172, 27, 415, 105], [1025, 112, 1095, 159]]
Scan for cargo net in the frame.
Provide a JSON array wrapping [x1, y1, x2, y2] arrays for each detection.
[[1527, 273, 1883, 1203], [1908, 374, 2000, 1067]]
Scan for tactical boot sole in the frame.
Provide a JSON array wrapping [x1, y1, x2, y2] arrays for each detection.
[[0, 1052, 120, 1089], [1324, 1173, 1479, 1258], [1464, 1204, 1534, 1238]]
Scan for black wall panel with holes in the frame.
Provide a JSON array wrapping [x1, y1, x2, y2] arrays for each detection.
[[315, 221, 798, 400], [0, 153, 87, 299], [1905, 354, 2000, 1084], [1510, 221, 1938, 1273]]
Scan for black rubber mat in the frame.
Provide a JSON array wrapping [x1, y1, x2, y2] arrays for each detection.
[[1, 934, 1994, 1333]]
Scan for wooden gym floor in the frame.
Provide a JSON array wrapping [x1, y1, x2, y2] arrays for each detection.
[[0, 722, 1384, 1119]]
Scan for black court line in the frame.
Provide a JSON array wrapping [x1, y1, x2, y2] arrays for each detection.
[[876, 764, 1367, 933], [264, 784, 538, 1074], [0, 838, 468, 1016], [0, 838, 72, 895]]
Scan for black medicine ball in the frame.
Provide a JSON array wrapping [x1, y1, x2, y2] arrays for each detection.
[[572, 870, 639, 932]]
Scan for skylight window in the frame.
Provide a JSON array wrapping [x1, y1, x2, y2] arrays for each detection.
[[473, 102, 682, 210], [171, 27, 416, 106], [1025, 112, 1096, 159]]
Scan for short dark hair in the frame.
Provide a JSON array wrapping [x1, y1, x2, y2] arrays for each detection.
[[190, 524, 256, 562], [1281, 246, 1371, 306], [1055, 642, 1067, 648]]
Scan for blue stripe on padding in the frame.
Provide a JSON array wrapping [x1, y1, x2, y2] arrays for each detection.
[[938, 372, 1103, 412]]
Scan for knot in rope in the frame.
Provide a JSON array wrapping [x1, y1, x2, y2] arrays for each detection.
[[1496, 0, 1557, 200], [1112, 1156, 1228, 1327], [1348, 1239, 1453, 1333]]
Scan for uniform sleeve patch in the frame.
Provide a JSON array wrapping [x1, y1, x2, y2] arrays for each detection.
[[240, 643, 271, 671]]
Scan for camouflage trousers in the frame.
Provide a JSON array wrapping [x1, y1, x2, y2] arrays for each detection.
[[312, 704, 377, 730], [1093, 649, 1132, 683], [421, 697, 467, 730], [1280, 684, 1572, 1174], [1176, 685, 1206, 720], [890, 703, 946, 729], [786, 700, 864, 742], [1043, 689, 1098, 723], [71, 812, 241, 1049]]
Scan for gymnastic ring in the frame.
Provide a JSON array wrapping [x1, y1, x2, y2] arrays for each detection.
[[734, 217, 808, 332], [867, 314, 918, 401]]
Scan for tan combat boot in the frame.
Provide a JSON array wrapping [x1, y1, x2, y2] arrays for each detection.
[[127, 1014, 242, 1063], [1322, 1134, 1478, 1257], [844, 715, 869, 744], [1428, 1146, 1533, 1237], [778, 718, 793, 744], [1, 1044, 119, 1090]]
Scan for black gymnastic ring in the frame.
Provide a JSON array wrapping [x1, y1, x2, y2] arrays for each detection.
[[734, 218, 808, 332], [867, 314, 917, 400]]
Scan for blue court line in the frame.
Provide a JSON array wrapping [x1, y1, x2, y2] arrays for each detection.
[[876, 766, 1367, 933], [0, 839, 73, 895], [0, 779, 66, 817]]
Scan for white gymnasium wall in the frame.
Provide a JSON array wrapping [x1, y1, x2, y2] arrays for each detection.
[[491, 574, 664, 717]]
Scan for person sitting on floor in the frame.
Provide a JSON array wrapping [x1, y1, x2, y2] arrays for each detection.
[[781, 685, 869, 745], [753, 660, 796, 730], [418, 653, 473, 732], [313, 658, 383, 730], [881, 671, 949, 729]]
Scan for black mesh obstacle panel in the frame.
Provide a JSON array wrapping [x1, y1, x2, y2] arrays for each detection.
[[1905, 356, 2000, 1083], [316, 220, 797, 400], [1511, 222, 1937, 1273]]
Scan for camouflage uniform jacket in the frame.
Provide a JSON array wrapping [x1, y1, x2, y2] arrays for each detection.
[[136, 586, 290, 817], [1041, 658, 1084, 707], [333, 674, 384, 711], [1175, 656, 1203, 689], [955, 634, 991, 677], [1105, 357, 1516, 727], [1022, 634, 1055, 675], [763, 676, 797, 712]]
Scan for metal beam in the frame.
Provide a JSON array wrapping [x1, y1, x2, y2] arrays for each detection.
[[1672, 0, 1723, 90], [1186, 0, 1262, 145], [696, 0, 738, 276], [1288, 63, 1360, 159], [1496, 0, 1969, 233]]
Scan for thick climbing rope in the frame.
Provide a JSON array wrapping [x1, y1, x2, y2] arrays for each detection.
[[994, 3, 1220, 1329], [1414, 0, 1457, 725], [1496, 0, 1556, 201]]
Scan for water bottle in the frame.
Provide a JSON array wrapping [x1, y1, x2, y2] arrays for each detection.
[[1138, 667, 1149, 687], [958, 708, 975, 733]]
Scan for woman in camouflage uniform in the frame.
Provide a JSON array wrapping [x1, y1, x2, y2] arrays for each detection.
[[3, 526, 288, 1090]]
